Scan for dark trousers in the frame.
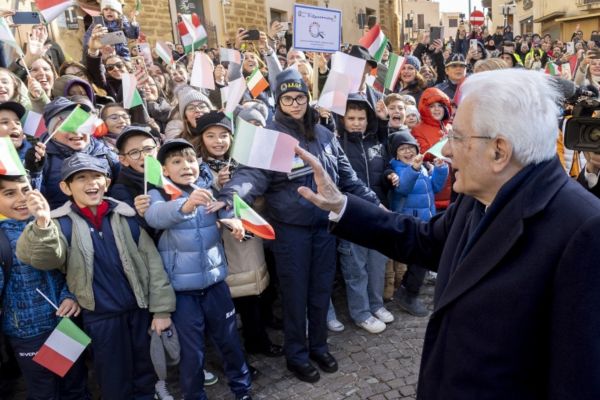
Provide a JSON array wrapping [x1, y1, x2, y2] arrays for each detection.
[[173, 281, 251, 400], [402, 264, 428, 295], [9, 331, 89, 400], [233, 295, 272, 352], [83, 309, 155, 400], [271, 222, 337, 365]]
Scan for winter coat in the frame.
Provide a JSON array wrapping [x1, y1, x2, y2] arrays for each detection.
[[390, 160, 448, 221], [144, 165, 229, 292], [0, 219, 75, 339], [208, 166, 269, 298], [38, 134, 120, 210], [16, 199, 175, 316], [410, 87, 452, 209], [218, 108, 379, 227], [339, 95, 392, 205]]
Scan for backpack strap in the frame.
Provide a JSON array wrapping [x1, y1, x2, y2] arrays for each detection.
[[0, 229, 13, 307]]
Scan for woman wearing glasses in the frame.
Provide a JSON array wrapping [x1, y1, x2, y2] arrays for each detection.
[[219, 69, 379, 384], [99, 103, 132, 150]]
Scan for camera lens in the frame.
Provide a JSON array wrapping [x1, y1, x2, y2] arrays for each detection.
[[589, 127, 600, 142]]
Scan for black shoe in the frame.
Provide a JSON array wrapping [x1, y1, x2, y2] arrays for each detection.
[[309, 352, 338, 373], [396, 287, 429, 317], [266, 316, 283, 330], [286, 361, 320, 383]]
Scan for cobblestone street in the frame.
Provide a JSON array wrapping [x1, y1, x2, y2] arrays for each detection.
[[11, 284, 433, 400]]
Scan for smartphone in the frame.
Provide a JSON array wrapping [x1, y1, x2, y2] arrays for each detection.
[[566, 41, 575, 54], [132, 57, 149, 86], [430, 27, 443, 42], [11, 12, 42, 25], [367, 15, 377, 29], [92, 15, 104, 26], [470, 39, 479, 50], [592, 34, 600, 43], [246, 29, 260, 41], [100, 31, 127, 46]]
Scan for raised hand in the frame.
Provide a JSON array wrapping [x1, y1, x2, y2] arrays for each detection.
[[26, 190, 51, 228], [295, 146, 346, 214]]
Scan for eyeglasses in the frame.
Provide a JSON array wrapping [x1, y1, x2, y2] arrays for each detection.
[[280, 94, 308, 106], [397, 146, 416, 153], [447, 130, 492, 143], [123, 145, 157, 160], [185, 102, 209, 112], [106, 113, 130, 122], [106, 62, 125, 72]]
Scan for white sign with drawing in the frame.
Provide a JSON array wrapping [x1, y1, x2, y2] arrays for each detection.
[[293, 4, 341, 53]]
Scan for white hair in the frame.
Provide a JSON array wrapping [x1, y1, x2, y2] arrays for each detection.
[[459, 69, 561, 165]]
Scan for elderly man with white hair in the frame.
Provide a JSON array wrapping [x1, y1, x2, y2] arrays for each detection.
[[295, 68, 600, 399]]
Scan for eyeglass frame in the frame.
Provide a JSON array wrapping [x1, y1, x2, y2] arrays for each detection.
[[106, 113, 131, 122], [446, 129, 493, 143], [105, 62, 126, 72], [279, 94, 308, 106], [121, 145, 157, 160], [185, 102, 210, 112]]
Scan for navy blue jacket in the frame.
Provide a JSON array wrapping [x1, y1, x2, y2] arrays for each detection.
[[39, 134, 120, 210], [331, 157, 600, 399], [219, 108, 378, 227]]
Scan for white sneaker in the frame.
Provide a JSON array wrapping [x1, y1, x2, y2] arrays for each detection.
[[374, 307, 394, 323], [327, 319, 345, 332], [154, 380, 174, 400], [204, 369, 218, 386], [357, 316, 386, 334]]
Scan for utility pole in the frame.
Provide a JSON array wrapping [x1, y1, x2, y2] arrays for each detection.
[[400, 0, 405, 48]]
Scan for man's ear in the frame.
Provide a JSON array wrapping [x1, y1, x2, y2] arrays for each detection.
[[59, 181, 72, 197], [490, 136, 514, 172]]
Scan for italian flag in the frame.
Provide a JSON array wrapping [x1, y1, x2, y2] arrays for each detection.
[[35, 0, 76, 23], [0, 17, 23, 56], [122, 74, 144, 109], [224, 76, 247, 115], [359, 24, 388, 63], [0, 137, 26, 176], [155, 41, 174, 67], [33, 318, 91, 377], [57, 106, 103, 136], [178, 13, 208, 54], [233, 193, 275, 240], [144, 155, 183, 200], [545, 61, 561, 76], [231, 118, 299, 173], [22, 110, 46, 138], [190, 52, 215, 90], [384, 53, 404, 91], [246, 68, 269, 98]]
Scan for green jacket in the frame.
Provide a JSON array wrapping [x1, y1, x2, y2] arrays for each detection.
[[16, 199, 175, 317]]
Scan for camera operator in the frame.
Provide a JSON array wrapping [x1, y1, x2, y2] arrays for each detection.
[[579, 152, 600, 196]]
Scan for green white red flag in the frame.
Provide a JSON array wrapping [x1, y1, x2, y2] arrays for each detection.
[[359, 24, 388, 63], [384, 53, 404, 91], [190, 52, 215, 90], [144, 155, 183, 200], [57, 106, 104, 136], [122, 74, 144, 109], [231, 118, 298, 173], [33, 318, 91, 377], [233, 193, 275, 240], [246, 69, 269, 98], [545, 61, 561, 76], [22, 110, 47, 138], [0, 137, 26, 176], [35, 0, 76, 23], [0, 18, 23, 56], [178, 13, 208, 54], [155, 41, 174, 67]]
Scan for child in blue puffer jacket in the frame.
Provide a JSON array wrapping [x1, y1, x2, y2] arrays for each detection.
[[388, 130, 448, 317], [144, 139, 252, 400]]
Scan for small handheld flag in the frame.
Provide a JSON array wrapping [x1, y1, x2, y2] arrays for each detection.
[[144, 155, 183, 199], [233, 193, 275, 240], [178, 14, 208, 54], [122, 74, 144, 109], [246, 69, 269, 98], [0, 137, 26, 176], [359, 24, 388, 63]]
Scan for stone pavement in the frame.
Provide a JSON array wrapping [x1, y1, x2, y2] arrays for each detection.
[[10, 284, 433, 400]]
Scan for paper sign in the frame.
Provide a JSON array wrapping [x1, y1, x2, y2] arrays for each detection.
[[318, 71, 351, 116], [293, 4, 341, 53]]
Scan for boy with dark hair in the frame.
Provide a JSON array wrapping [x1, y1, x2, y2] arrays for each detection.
[[16, 153, 175, 400], [144, 139, 252, 400], [0, 175, 89, 400]]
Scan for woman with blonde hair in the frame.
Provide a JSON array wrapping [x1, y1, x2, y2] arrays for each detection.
[[473, 58, 509, 73]]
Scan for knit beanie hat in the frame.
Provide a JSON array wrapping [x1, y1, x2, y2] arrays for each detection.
[[389, 130, 419, 156], [149, 326, 180, 381], [405, 105, 420, 120], [273, 69, 309, 104], [176, 85, 214, 118], [101, 0, 123, 14], [404, 55, 421, 70], [235, 101, 269, 127]]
